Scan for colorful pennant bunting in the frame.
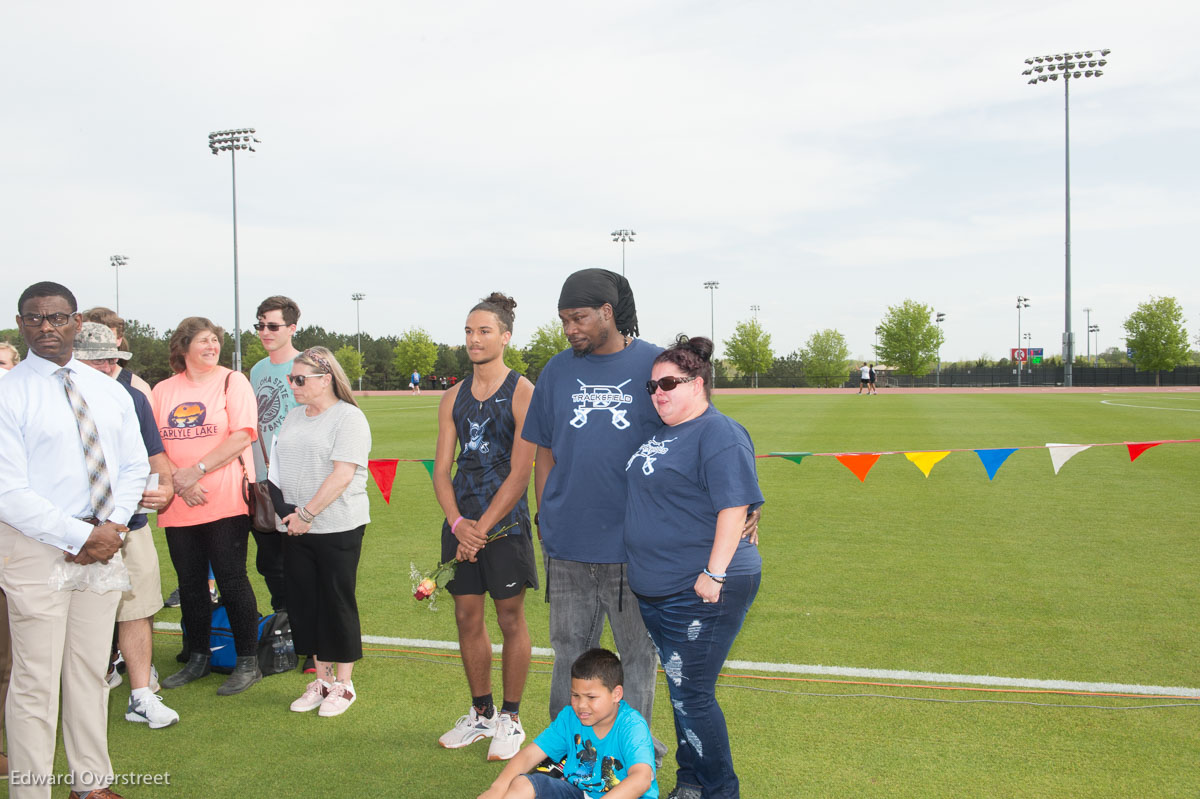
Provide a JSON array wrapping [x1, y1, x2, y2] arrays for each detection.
[[974, 448, 1017, 480], [1125, 441, 1162, 462], [1046, 443, 1092, 475], [905, 451, 950, 478], [835, 453, 881, 482]]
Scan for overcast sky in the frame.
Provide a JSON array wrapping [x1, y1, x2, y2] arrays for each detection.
[[3, 0, 1197, 363]]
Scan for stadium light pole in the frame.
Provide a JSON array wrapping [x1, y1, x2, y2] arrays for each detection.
[[611, 229, 636, 277], [750, 305, 761, 387], [1083, 306, 1093, 365], [208, 127, 260, 372], [1022, 49, 1110, 387], [110, 255, 128, 316], [1089, 324, 1100, 365], [352, 292, 366, 391], [874, 325, 882, 359], [1016, 296, 1030, 387], [704, 281, 719, 350], [935, 312, 945, 388]]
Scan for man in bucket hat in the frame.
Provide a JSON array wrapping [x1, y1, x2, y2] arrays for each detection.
[[74, 322, 180, 729]]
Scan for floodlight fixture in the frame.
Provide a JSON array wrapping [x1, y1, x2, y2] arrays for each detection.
[[110, 254, 128, 315], [208, 126, 261, 372], [1020, 49, 1111, 386], [611, 229, 636, 276]]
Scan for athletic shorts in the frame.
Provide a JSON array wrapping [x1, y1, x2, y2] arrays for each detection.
[[519, 774, 588, 799], [116, 525, 164, 622], [441, 529, 538, 600], [860, 377, 869, 385]]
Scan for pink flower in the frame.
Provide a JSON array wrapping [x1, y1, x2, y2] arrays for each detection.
[[414, 577, 437, 601]]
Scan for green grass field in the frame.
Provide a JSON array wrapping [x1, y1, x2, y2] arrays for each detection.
[[8, 392, 1198, 798]]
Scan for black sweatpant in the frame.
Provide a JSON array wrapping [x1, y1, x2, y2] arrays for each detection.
[[282, 526, 365, 663], [252, 529, 288, 611], [166, 514, 260, 657]]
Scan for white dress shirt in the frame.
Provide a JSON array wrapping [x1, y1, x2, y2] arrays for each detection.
[[0, 351, 149, 553]]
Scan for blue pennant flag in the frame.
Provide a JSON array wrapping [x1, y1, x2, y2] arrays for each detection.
[[974, 448, 1017, 481]]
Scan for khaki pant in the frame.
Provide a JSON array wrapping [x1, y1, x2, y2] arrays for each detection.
[[0, 522, 120, 798], [1, 587, 10, 753]]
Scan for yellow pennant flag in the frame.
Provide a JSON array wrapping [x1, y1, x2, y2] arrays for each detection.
[[905, 451, 951, 478]]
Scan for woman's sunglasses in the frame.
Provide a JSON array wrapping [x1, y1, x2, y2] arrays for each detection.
[[287, 373, 327, 387], [645, 375, 697, 395], [253, 322, 289, 332]]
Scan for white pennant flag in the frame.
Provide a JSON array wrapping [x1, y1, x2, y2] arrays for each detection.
[[1046, 443, 1092, 475]]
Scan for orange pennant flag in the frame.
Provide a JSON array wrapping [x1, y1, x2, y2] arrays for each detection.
[[905, 451, 950, 478], [835, 453, 881, 482], [1125, 441, 1163, 462]]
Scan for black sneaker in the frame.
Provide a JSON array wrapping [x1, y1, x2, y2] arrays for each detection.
[[164, 587, 181, 608], [302, 656, 316, 674]]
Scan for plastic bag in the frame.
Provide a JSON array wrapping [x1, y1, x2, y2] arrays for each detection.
[[48, 549, 132, 593]]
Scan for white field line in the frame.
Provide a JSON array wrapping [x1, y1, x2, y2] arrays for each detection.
[[1100, 399, 1200, 412], [153, 624, 1200, 698]]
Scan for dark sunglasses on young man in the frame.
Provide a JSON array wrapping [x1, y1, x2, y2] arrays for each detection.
[[645, 375, 698, 395], [286, 373, 327, 387], [253, 322, 289, 332]]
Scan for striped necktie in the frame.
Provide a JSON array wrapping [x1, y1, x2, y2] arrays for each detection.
[[56, 368, 116, 521]]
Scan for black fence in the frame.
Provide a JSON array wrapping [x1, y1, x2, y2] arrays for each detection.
[[713, 366, 1200, 389]]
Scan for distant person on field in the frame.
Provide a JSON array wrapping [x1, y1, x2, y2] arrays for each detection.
[[856, 362, 871, 394], [410, 370, 421, 395], [250, 296, 300, 638], [82, 307, 152, 401], [434, 293, 536, 761], [74, 322, 180, 730], [868, 363, 877, 395], [478, 648, 657, 799], [270, 347, 372, 717]]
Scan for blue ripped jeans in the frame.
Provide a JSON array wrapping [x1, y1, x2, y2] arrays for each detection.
[[637, 573, 760, 799]]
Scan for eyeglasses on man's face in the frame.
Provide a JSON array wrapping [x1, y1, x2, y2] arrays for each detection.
[[21, 313, 73, 328], [254, 322, 289, 332]]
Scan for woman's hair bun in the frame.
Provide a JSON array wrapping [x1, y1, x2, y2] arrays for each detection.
[[673, 334, 713, 362]]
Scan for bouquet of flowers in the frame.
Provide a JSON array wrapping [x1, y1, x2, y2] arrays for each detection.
[[410, 522, 518, 610]]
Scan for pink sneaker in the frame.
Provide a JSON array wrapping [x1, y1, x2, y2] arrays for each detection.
[[318, 681, 356, 717], [290, 680, 330, 712]]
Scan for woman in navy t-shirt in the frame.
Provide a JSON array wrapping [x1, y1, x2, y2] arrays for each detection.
[[623, 335, 763, 799]]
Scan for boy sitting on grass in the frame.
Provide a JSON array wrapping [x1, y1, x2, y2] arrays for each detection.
[[479, 648, 658, 799]]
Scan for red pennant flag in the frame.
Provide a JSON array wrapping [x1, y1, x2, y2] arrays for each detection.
[[1125, 442, 1163, 462], [835, 453, 881, 483], [368, 459, 400, 503]]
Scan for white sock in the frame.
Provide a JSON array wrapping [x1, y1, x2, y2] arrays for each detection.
[[131, 686, 154, 702]]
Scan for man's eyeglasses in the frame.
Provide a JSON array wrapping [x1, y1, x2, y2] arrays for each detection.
[[20, 313, 73, 327], [646, 375, 698, 395], [287, 373, 327, 387], [253, 322, 289, 332]]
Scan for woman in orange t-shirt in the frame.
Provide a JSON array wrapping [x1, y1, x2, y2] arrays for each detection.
[[150, 317, 263, 696]]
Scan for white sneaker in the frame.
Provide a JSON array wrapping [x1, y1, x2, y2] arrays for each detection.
[[105, 665, 122, 689], [149, 664, 161, 694], [487, 712, 526, 761], [318, 681, 356, 717], [438, 707, 498, 749], [125, 693, 180, 729], [291, 679, 330, 712]]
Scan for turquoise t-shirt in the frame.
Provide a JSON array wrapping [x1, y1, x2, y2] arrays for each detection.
[[534, 700, 658, 797], [250, 355, 298, 476]]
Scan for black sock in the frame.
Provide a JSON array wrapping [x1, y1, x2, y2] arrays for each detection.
[[501, 700, 520, 717], [473, 693, 495, 719]]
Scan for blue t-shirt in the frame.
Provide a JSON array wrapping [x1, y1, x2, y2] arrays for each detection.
[[522, 338, 663, 563], [119, 382, 163, 531], [535, 700, 658, 798], [624, 405, 764, 596], [250, 355, 298, 476]]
